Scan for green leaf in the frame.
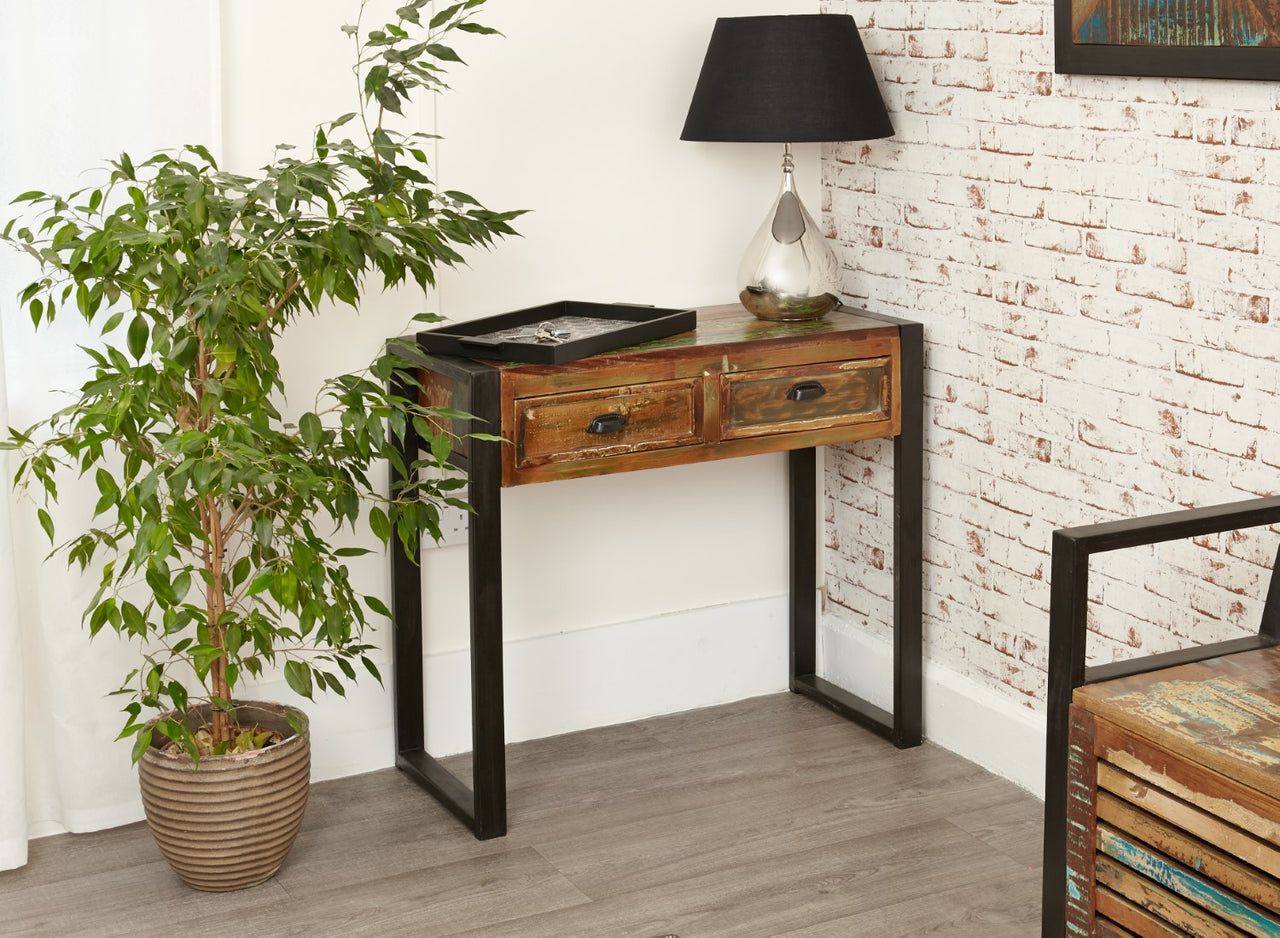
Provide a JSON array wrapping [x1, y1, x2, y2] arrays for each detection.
[[426, 43, 463, 63], [246, 570, 275, 596], [300, 411, 322, 450], [429, 2, 462, 28], [130, 728, 154, 764], [284, 659, 313, 700], [364, 595, 391, 618], [36, 508, 54, 543], [126, 316, 148, 359], [363, 64, 389, 99], [368, 506, 390, 543]]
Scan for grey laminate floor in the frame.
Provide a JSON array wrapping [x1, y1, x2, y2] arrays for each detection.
[[1, 693, 1043, 936]]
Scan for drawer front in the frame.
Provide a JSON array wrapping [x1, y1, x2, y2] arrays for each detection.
[[720, 357, 892, 441], [514, 377, 702, 469]]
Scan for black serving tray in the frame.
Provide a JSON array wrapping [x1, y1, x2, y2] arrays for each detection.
[[416, 300, 696, 365]]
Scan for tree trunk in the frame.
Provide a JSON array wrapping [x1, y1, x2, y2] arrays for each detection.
[[205, 494, 233, 745]]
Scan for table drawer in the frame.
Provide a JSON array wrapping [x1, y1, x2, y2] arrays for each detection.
[[720, 357, 893, 441], [514, 377, 703, 469]]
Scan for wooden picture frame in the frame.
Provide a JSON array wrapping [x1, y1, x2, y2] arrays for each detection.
[[1056, 0, 1280, 80]]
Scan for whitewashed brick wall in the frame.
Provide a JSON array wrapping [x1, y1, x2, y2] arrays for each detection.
[[820, 0, 1280, 710]]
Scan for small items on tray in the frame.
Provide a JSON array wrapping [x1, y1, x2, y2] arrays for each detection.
[[416, 300, 696, 364]]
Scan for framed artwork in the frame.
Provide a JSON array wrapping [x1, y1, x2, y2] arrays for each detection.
[[1056, 0, 1280, 79]]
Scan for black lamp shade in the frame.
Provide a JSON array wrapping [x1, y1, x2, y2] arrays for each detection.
[[680, 14, 893, 144]]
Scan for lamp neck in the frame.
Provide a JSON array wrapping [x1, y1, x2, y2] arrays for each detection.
[[781, 142, 795, 191]]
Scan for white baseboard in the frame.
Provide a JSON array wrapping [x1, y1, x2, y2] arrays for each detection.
[[424, 595, 791, 754], [26, 596, 1046, 851], [821, 616, 1047, 798], [422, 598, 1047, 800]]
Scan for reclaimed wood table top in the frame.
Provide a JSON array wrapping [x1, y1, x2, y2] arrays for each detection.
[[1074, 645, 1280, 802]]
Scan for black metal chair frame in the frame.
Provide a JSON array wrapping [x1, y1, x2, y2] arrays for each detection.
[[1040, 495, 1280, 934]]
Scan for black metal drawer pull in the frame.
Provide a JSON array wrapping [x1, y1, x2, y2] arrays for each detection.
[[586, 413, 628, 435], [786, 381, 827, 402]]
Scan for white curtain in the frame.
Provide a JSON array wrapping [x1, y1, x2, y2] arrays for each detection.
[[0, 317, 25, 869], [0, 2, 221, 870]]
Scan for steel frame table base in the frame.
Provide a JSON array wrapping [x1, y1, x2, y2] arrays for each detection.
[[390, 317, 923, 839]]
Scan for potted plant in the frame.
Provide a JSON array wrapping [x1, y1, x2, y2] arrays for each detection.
[[1, 0, 518, 891]]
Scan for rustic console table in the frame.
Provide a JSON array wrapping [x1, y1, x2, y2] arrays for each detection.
[[389, 303, 923, 839]]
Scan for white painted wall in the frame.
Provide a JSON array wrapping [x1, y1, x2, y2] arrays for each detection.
[[1, 0, 827, 845]]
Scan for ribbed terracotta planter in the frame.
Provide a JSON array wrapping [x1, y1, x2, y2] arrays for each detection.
[[137, 701, 310, 892]]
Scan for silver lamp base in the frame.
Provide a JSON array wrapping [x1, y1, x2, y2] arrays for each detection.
[[737, 144, 840, 322]]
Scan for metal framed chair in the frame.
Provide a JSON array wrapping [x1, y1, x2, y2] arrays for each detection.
[[1040, 495, 1280, 934]]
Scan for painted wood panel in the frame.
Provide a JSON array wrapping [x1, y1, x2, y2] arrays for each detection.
[[513, 377, 702, 469], [1097, 824, 1280, 933], [1098, 791, 1280, 911], [1067, 647, 1280, 934], [1095, 854, 1250, 936], [476, 304, 904, 486], [1095, 885, 1182, 937], [1069, 705, 1102, 933], [719, 357, 892, 441], [1096, 760, 1280, 879], [1074, 647, 1280, 803], [1093, 719, 1280, 849]]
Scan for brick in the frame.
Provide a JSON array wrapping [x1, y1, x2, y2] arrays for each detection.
[[1142, 107, 1194, 140], [1174, 345, 1249, 388], [1224, 254, 1279, 291], [865, 5, 927, 31], [1078, 165, 1148, 202], [1206, 151, 1266, 184], [1084, 230, 1145, 265], [996, 69, 1053, 98], [1115, 268, 1193, 308], [988, 182, 1045, 218], [1024, 221, 1082, 254], [903, 88, 956, 117], [934, 62, 993, 91], [979, 123, 1036, 157], [1196, 215, 1259, 253], [1079, 417, 1139, 455], [1095, 136, 1158, 166], [993, 6, 1044, 34], [1046, 192, 1107, 228], [1230, 116, 1280, 150], [1146, 177, 1232, 215], [819, 10, 1280, 711]]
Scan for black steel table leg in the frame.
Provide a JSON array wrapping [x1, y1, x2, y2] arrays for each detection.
[[390, 364, 507, 839], [788, 320, 924, 747], [893, 321, 924, 748], [467, 371, 507, 839], [789, 446, 818, 683], [390, 371, 425, 760]]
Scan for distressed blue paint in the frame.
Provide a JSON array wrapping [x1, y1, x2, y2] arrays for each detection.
[[1074, 0, 1275, 47], [1111, 674, 1280, 774], [1076, 11, 1111, 43], [1100, 828, 1280, 935]]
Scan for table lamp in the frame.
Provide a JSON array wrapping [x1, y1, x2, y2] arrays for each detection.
[[681, 14, 893, 321]]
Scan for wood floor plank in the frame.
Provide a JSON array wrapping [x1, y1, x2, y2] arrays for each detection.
[[777, 867, 1043, 936], [0, 693, 1044, 935], [179, 847, 590, 937], [448, 818, 1033, 937], [949, 793, 1047, 870]]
